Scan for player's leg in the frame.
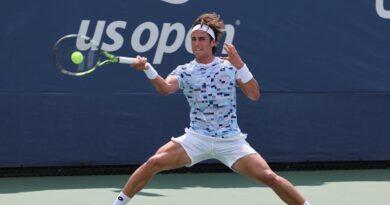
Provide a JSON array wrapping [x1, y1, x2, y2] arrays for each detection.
[[232, 153, 308, 205], [114, 140, 191, 204]]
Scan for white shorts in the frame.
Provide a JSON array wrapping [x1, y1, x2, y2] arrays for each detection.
[[171, 128, 257, 168]]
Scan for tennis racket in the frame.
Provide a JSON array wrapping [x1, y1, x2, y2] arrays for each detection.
[[52, 34, 137, 76]]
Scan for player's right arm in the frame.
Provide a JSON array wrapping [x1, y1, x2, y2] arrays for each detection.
[[149, 75, 179, 96], [130, 56, 179, 96]]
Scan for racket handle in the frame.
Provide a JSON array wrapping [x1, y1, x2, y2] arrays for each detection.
[[118, 57, 138, 64]]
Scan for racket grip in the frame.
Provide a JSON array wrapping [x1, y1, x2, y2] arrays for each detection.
[[118, 57, 138, 64]]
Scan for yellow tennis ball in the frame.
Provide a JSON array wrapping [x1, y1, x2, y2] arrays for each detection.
[[71, 51, 84, 64]]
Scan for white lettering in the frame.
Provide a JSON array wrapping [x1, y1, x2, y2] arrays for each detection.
[[222, 24, 235, 54], [161, 0, 189, 5], [376, 0, 390, 19], [131, 22, 159, 53], [102, 21, 127, 51], [154, 23, 185, 64], [77, 20, 105, 50], [77, 20, 237, 64], [184, 28, 193, 53]]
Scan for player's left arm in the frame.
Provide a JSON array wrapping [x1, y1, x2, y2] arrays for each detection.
[[237, 78, 260, 101], [223, 43, 260, 101]]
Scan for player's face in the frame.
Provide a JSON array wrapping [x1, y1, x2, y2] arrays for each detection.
[[191, 30, 216, 59]]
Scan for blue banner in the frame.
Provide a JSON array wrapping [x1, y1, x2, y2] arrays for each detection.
[[1, 0, 390, 167]]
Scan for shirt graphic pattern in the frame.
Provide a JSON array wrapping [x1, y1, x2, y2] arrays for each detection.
[[170, 57, 241, 138]]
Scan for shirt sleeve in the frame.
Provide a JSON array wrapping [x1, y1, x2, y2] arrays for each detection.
[[221, 58, 239, 82], [169, 65, 186, 90]]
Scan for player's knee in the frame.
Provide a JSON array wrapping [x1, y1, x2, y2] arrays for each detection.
[[259, 169, 281, 187], [144, 155, 166, 173]]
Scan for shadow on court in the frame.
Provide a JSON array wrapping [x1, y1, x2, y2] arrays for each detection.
[[0, 170, 389, 195]]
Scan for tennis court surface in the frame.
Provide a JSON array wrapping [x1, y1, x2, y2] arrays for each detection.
[[1, 169, 389, 205]]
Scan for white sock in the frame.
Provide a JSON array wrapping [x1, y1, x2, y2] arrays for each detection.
[[112, 192, 131, 205], [303, 200, 311, 205]]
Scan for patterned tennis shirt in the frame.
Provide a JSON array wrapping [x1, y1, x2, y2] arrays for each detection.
[[169, 57, 241, 138]]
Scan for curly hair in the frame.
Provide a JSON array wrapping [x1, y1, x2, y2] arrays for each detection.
[[192, 12, 225, 54]]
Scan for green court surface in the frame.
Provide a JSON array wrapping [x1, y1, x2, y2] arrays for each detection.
[[1, 169, 389, 205]]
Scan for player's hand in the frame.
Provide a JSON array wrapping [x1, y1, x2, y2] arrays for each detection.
[[222, 43, 245, 69], [130, 55, 148, 71]]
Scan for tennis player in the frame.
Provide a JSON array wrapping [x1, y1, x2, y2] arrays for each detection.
[[113, 12, 311, 205]]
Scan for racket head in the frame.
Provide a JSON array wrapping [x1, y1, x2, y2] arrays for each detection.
[[52, 34, 102, 76]]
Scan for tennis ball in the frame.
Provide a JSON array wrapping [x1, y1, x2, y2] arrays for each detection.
[[71, 51, 84, 64]]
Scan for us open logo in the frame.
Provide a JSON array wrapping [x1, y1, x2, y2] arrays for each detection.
[[75, 0, 241, 64], [77, 20, 239, 65]]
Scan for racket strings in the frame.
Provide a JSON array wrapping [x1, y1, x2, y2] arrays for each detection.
[[53, 35, 101, 76]]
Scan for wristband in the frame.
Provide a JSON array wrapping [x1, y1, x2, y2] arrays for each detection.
[[143, 63, 158, 80], [237, 64, 253, 83]]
